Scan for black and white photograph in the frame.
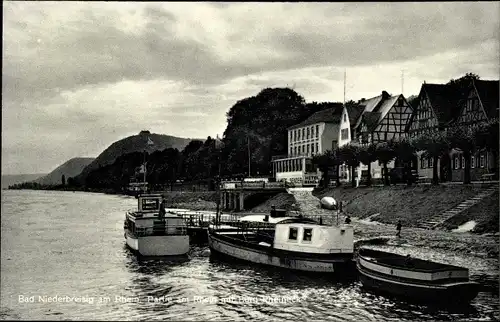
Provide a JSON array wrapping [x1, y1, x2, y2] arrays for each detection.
[[2, 1, 499, 321]]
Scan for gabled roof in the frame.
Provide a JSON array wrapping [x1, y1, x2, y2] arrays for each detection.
[[474, 79, 499, 119], [288, 105, 343, 130], [361, 112, 382, 132], [351, 91, 402, 132], [346, 104, 365, 126], [422, 83, 461, 126]]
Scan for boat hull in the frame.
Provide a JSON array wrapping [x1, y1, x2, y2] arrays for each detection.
[[208, 232, 354, 276], [357, 263, 480, 304], [125, 233, 189, 256]]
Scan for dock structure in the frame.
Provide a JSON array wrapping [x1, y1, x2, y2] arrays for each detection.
[[219, 181, 287, 211]]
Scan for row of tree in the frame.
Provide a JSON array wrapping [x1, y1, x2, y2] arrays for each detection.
[[313, 117, 498, 188]]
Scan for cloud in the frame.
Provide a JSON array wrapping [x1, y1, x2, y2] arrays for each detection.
[[2, 2, 499, 174]]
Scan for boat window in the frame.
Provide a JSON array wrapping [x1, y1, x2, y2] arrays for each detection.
[[303, 228, 313, 242], [288, 227, 298, 240]]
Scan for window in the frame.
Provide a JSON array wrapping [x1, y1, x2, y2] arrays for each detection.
[[421, 156, 426, 169], [302, 145, 305, 154], [480, 154, 485, 168], [454, 156, 459, 169], [306, 144, 309, 155], [311, 143, 314, 154], [471, 155, 475, 168], [290, 147, 293, 155], [332, 140, 338, 150], [461, 156, 465, 169], [302, 128, 305, 139], [294, 147, 297, 156], [428, 157, 433, 168], [316, 143, 319, 153], [303, 228, 313, 242], [341, 128, 349, 140], [289, 132, 292, 142], [288, 227, 298, 240], [316, 125, 319, 138], [343, 113, 347, 122], [311, 126, 314, 138], [307, 127, 310, 139]]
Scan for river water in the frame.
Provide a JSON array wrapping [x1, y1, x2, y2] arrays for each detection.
[[1, 190, 498, 321]]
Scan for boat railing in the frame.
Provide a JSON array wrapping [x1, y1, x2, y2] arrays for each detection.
[[134, 222, 188, 237]]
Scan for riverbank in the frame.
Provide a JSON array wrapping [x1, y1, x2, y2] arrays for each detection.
[[314, 184, 499, 234]]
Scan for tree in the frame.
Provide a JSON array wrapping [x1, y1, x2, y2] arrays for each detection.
[[393, 137, 417, 185], [375, 141, 396, 185], [338, 144, 361, 187], [447, 126, 478, 184], [357, 143, 378, 186], [61, 174, 66, 186], [312, 149, 342, 189], [222, 88, 308, 177], [415, 132, 450, 185]]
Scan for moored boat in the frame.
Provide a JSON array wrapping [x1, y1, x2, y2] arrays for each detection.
[[356, 247, 480, 304], [207, 210, 355, 276], [124, 194, 189, 256]]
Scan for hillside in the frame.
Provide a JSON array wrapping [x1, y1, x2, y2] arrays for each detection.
[[78, 131, 192, 178], [36, 157, 95, 185], [2, 174, 46, 189]]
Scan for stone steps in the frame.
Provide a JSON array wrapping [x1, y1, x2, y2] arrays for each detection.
[[418, 185, 498, 230]]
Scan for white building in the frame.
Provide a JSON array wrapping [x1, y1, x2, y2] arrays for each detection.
[[271, 104, 351, 186]]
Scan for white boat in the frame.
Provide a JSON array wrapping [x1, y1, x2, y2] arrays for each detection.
[[124, 194, 189, 256], [207, 211, 355, 275]]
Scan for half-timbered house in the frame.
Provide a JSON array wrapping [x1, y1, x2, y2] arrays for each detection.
[[351, 91, 414, 180], [407, 79, 499, 182], [406, 83, 461, 181], [450, 79, 499, 181]]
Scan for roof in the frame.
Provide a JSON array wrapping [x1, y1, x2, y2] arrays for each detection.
[[474, 80, 499, 119], [422, 83, 461, 125], [346, 104, 365, 126], [362, 112, 382, 132], [360, 95, 384, 113], [355, 92, 402, 132], [288, 105, 343, 130]]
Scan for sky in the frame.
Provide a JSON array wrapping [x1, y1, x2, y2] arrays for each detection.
[[2, 2, 499, 175]]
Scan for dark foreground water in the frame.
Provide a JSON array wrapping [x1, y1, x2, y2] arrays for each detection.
[[1, 190, 498, 321]]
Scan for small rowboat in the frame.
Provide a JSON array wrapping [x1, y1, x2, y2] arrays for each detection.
[[356, 248, 480, 304]]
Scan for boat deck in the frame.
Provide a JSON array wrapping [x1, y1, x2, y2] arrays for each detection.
[[359, 248, 467, 272]]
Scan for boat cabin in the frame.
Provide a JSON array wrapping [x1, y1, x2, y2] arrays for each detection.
[[125, 194, 186, 237], [235, 215, 354, 254], [273, 221, 353, 254]]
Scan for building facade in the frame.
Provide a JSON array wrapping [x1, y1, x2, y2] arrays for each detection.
[[271, 104, 351, 185], [350, 91, 414, 181], [407, 79, 499, 182]]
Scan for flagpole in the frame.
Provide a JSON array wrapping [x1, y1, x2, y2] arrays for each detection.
[[247, 136, 251, 177]]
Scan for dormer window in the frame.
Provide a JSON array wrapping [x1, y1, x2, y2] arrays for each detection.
[[303, 228, 312, 242], [288, 227, 298, 240]]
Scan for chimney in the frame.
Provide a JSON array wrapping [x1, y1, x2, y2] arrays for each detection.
[[360, 98, 366, 102], [382, 91, 390, 99]]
